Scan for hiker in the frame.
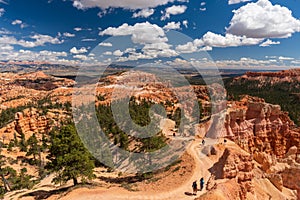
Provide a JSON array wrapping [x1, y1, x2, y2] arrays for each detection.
[[192, 181, 197, 195], [202, 139, 205, 145], [200, 177, 205, 191]]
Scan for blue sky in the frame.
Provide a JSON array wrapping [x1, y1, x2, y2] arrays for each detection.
[[1, 0, 300, 69]]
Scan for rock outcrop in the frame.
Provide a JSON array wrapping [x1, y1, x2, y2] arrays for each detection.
[[222, 96, 298, 157], [282, 166, 300, 199], [0, 107, 69, 142], [12, 71, 74, 91], [232, 68, 300, 87], [220, 96, 300, 199], [208, 147, 254, 200]]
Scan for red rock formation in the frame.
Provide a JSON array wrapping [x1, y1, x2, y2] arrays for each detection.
[[245, 68, 300, 78], [13, 71, 74, 91], [223, 96, 297, 157], [209, 147, 254, 200], [14, 108, 49, 139], [221, 96, 300, 198], [196, 179, 241, 200], [233, 68, 300, 86], [0, 107, 69, 142], [282, 166, 300, 199]]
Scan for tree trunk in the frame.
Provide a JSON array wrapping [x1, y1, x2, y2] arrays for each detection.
[[38, 147, 42, 168], [73, 177, 78, 185], [1, 173, 11, 192]]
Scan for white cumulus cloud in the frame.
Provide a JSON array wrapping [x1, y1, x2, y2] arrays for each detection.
[[0, 8, 4, 17], [99, 42, 113, 47], [73, 54, 88, 60], [161, 5, 187, 20], [163, 21, 181, 30], [176, 41, 200, 53], [12, 19, 27, 28], [70, 47, 88, 54], [0, 34, 63, 48], [113, 50, 123, 57], [72, 0, 182, 10], [12, 19, 22, 25], [100, 22, 181, 60], [278, 56, 294, 60], [100, 22, 167, 44], [0, 47, 69, 64], [74, 27, 83, 31], [63, 32, 75, 37], [182, 20, 188, 28], [103, 51, 112, 55], [82, 38, 96, 42], [202, 32, 263, 47], [259, 39, 280, 47], [176, 32, 263, 53], [0, 44, 13, 51], [228, 0, 251, 5], [133, 8, 154, 18], [226, 0, 300, 38]]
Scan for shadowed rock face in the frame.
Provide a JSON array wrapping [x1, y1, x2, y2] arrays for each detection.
[[282, 167, 300, 199], [12, 71, 74, 91]]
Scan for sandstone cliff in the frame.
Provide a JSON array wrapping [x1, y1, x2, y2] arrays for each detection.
[[218, 96, 300, 199], [221, 96, 298, 157], [207, 146, 254, 200], [233, 68, 300, 87], [0, 107, 69, 142]]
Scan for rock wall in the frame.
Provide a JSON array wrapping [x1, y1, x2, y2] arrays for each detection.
[[14, 108, 49, 139], [0, 107, 67, 142], [222, 148, 254, 199], [223, 96, 298, 157], [221, 96, 300, 198], [208, 147, 254, 200], [233, 68, 300, 86], [282, 166, 300, 199]]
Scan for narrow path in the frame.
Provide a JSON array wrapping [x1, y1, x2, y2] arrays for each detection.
[[61, 138, 218, 200]]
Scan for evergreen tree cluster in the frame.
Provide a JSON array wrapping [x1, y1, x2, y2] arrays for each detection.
[[225, 78, 300, 126], [95, 98, 167, 152]]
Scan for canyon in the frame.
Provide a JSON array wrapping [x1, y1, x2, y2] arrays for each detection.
[[0, 69, 299, 200]]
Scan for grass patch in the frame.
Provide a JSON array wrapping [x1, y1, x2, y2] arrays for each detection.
[[172, 166, 181, 172], [121, 183, 138, 191]]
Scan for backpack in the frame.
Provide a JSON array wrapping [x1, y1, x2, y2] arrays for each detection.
[[200, 179, 204, 185], [192, 181, 197, 188]]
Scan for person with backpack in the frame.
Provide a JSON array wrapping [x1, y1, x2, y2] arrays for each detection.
[[200, 177, 205, 191], [192, 180, 197, 195]]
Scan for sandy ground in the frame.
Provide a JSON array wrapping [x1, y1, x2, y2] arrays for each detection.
[[48, 138, 220, 200], [4, 121, 220, 200], [5, 137, 295, 200]]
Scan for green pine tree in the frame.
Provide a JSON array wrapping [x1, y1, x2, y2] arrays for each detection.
[[46, 124, 95, 186], [18, 132, 27, 152], [26, 134, 40, 163], [0, 147, 11, 194]]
